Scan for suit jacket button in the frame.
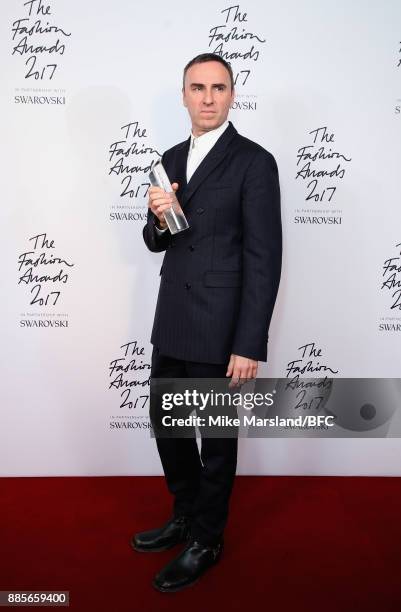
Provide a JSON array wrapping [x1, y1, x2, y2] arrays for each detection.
[[189, 245, 195, 252], [185, 283, 191, 290], [196, 207, 204, 214]]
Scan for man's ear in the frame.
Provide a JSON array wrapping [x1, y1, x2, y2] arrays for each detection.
[[182, 87, 187, 108]]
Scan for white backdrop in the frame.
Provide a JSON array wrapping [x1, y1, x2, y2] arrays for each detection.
[[1, 0, 400, 476]]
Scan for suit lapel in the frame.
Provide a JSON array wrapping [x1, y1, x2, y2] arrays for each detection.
[[181, 122, 237, 207], [172, 137, 190, 200]]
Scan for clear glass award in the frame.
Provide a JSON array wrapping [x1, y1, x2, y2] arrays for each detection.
[[149, 160, 189, 234]]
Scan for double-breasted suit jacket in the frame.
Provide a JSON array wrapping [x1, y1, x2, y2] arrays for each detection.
[[143, 121, 282, 365]]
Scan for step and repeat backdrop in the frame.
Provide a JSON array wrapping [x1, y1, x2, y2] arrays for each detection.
[[1, 0, 400, 476]]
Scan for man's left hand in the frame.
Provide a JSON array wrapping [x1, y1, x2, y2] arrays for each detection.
[[226, 354, 258, 387]]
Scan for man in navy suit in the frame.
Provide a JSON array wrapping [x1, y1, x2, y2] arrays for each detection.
[[132, 53, 282, 592]]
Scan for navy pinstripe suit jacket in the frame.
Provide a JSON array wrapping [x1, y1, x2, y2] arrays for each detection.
[[143, 121, 282, 364]]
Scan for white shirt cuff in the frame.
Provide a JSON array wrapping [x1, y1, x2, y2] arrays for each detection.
[[154, 221, 168, 235]]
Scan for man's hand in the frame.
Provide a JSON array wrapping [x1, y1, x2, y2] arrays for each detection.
[[148, 182, 179, 230], [226, 354, 258, 388]]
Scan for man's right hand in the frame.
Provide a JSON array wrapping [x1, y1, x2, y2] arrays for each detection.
[[148, 182, 179, 230]]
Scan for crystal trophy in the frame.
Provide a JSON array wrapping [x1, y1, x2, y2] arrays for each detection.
[[149, 160, 189, 234]]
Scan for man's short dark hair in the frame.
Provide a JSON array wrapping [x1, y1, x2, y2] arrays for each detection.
[[183, 53, 234, 91]]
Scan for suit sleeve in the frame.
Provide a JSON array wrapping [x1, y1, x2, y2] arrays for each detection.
[[231, 149, 282, 362], [142, 153, 171, 253]]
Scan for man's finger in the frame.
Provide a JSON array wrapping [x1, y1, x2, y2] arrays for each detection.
[[229, 365, 243, 387], [150, 193, 174, 206], [149, 203, 174, 216], [155, 203, 173, 213], [148, 186, 164, 195]]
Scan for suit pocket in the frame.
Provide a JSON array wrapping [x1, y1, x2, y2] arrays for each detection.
[[203, 271, 242, 287]]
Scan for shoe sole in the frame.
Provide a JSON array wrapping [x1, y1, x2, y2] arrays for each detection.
[[152, 552, 222, 592], [152, 576, 201, 593], [130, 537, 190, 553]]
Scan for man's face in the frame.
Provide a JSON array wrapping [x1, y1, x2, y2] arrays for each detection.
[[183, 61, 234, 137]]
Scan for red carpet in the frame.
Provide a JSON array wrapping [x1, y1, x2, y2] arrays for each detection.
[[1, 476, 400, 611]]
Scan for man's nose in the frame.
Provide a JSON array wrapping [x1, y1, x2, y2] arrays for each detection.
[[202, 88, 214, 105]]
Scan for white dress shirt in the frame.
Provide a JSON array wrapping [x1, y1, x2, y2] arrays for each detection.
[[186, 120, 229, 182], [155, 121, 229, 234]]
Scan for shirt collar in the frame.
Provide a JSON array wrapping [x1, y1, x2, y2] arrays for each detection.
[[189, 120, 229, 151]]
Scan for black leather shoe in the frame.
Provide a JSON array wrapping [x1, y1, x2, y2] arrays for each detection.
[[130, 516, 190, 552], [152, 539, 223, 592]]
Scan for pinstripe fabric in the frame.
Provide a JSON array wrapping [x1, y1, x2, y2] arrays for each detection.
[[143, 122, 282, 364]]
